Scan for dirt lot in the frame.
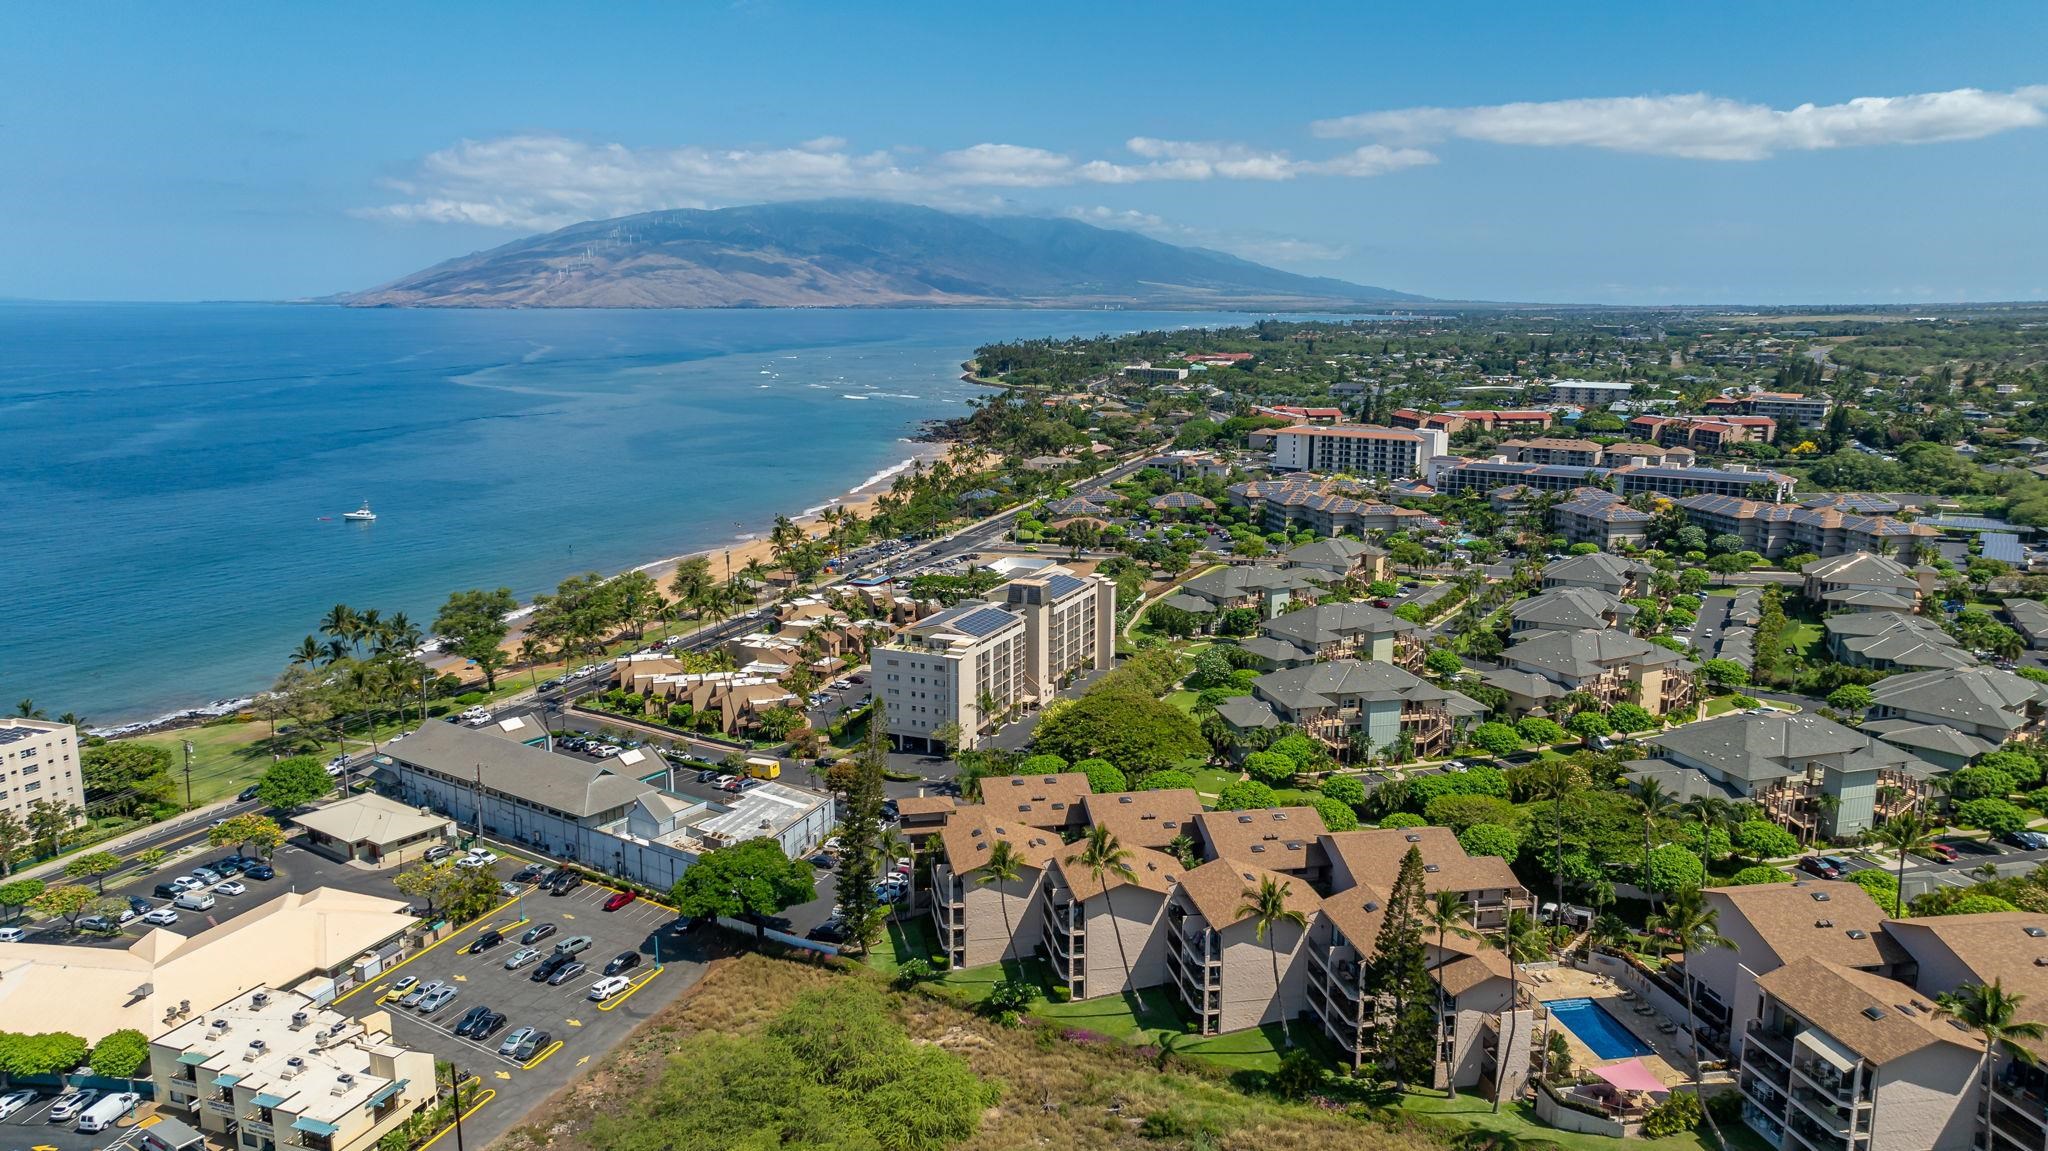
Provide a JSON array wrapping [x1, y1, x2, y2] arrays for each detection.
[[489, 951, 1431, 1151]]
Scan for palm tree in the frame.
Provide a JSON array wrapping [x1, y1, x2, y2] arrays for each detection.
[[1425, 891, 1477, 1096], [1680, 794, 1735, 880], [1077, 825, 1137, 992], [1490, 895, 1548, 1113], [290, 636, 324, 667], [877, 826, 910, 919], [13, 699, 46, 720], [1648, 887, 1736, 1144], [1939, 979, 2047, 1136], [1237, 876, 1309, 1048], [1873, 813, 1936, 917], [519, 639, 547, 689], [1630, 779, 1679, 909], [977, 839, 1023, 965], [1529, 762, 1580, 932], [320, 603, 362, 655]]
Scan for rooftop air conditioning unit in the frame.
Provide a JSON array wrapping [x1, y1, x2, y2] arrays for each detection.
[[332, 1073, 355, 1096], [281, 1057, 306, 1080], [290, 1012, 310, 1029], [244, 1040, 268, 1062], [251, 991, 270, 1007], [211, 1019, 230, 1033]]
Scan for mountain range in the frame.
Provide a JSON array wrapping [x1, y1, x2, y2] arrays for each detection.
[[340, 201, 1420, 309]]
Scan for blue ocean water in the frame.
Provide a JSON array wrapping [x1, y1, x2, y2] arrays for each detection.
[[0, 303, 1276, 722]]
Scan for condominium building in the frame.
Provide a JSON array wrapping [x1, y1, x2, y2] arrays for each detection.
[[1801, 553, 1933, 613], [878, 568, 1114, 751], [1177, 563, 1328, 619], [1227, 476, 1434, 536], [1677, 495, 1939, 562], [1550, 489, 1653, 550], [928, 805, 1061, 968], [1282, 536, 1392, 583], [1392, 409, 1555, 434], [1497, 628, 1698, 717], [1864, 666, 2048, 752], [1040, 843, 1187, 1000], [1164, 859, 1321, 1035], [1507, 587, 1635, 635], [1498, 437, 1604, 468], [1539, 552, 1656, 599], [1826, 613, 1975, 672], [1320, 826, 1525, 930], [1739, 957, 1982, 1151], [1431, 457, 1612, 497], [1693, 880, 1900, 1059], [1635, 711, 1936, 838], [150, 987, 436, 1151], [1243, 601, 1423, 671], [1629, 413, 1780, 451], [1707, 391, 1834, 426], [1215, 659, 1486, 760], [1611, 461, 1795, 501], [1545, 379, 1634, 406], [2006, 599, 2048, 649], [0, 717, 82, 822], [1270, 424, 1449, 478]]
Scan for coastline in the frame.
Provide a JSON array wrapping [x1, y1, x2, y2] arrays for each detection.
[[95, 435, 971, 739]]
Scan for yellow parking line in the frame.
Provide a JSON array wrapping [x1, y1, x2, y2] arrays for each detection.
[[417, 1088, 495, 1151], [520, 1039, 564, 1070], [331, 894, 524, 1005], [596, 965, 664, 1012]]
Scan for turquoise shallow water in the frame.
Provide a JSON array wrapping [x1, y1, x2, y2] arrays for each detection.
[[0, 303, 1281, 721]]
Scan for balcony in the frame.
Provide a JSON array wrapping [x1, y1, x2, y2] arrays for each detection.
[[1992, 1108, 2048, 1151], [1741, 1072, 1788, 1116], [1792, 1058, 1860, 1105], [1789, 1087, 1856, 1138], [1998, 1076, 2048, 1130], [1745, 1025, 1796, 1066]]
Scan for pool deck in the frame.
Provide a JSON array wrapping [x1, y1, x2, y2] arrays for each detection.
[[1527, 965, 1691, 1086]]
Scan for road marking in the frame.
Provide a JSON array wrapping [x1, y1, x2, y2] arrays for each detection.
[[576, 1055, 590, 1066], [521, 1040, 564, 1070], [452, 973, 467, 982], [417, 1088, 494, 1151], [332, 892, 524, 1005], [597, 965, 664, 1011], [494, 1070, 512, 1080], [561, 912, 575, 920]]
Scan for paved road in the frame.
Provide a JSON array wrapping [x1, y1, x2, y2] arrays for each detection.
[[1691, 593, 1731, 659]]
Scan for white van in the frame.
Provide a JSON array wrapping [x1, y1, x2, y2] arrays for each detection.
[[76, 1091, 139, 1133], [0, 927, 27, 943], [173, 891, 216, 911]]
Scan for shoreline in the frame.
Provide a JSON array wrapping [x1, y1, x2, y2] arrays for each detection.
[[93, 434, 970, 739]]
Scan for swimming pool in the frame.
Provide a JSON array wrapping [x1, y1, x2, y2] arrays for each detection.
[[1547, 997, 1655, 1060]]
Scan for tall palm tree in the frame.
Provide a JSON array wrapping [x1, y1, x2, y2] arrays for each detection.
[[519, 639, 547, 690], [13, 700, 46, 720], [1077, 826, 1137, 992], [1529, 762, 1580, 933], [290, 636, 324, 667], [1490, 895, 1549, 1113], [1680, 794, 1735, 880], [1425, 891, 1477, 1096], [1237, 876, 1309, 1048], [320, 603, 361, 654], [1648, 887, 1736, 1145], [978, 839, 1023, 965], [1938, 979, 2047, 1136], [1874, 813, 1936, 917], [1630, 779, 1679, 909]]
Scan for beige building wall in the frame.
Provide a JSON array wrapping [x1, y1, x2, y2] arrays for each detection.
[[931, 861, 1046, 968], [1872, 1044, 1983, 1151], [0, 718, 83, 820], [1210, 916, 1312, 1036], [1069, 887, 1172, 999]]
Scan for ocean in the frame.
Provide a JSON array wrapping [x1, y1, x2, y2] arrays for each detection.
[[0, 303, 1288, 723]]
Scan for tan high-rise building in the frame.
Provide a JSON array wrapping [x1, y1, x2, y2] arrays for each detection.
[[0, 718, 83, 821], [880, 567, 1114, 751]]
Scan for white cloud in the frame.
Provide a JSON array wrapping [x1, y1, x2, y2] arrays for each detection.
[[357, 134, 1435, 229], [1059, 205, 1351, 264], [1313, 85, 2048, 160]]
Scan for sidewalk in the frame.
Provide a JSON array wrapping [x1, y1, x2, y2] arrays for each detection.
[[11, 794, 248, 884]]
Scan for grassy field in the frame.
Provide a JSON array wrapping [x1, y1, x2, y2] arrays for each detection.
[[1395, 1092, 1760, 1151], [125, 718, 287, 808]]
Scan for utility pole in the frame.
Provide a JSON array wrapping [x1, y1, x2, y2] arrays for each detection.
[[182, 740, 195, 811], [473, 762, 484, 842], [447, 1063, 466, 1151]]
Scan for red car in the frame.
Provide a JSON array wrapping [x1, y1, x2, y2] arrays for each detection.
[[1925, 842, 1961, 863], [603, 890, 637, 912]]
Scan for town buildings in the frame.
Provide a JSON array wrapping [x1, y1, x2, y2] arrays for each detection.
[[1826, 613, 1975, 672], [150, 987, 436, 1151], [1176, 563, 1327, 619], [1239, 602, 1424, 672], [1706, 390, 1834, 426], [1215, 658, 1486, 759], [1540, 552, 1656, 599], [1550, 489, 1654, 550], [1610, 461, 1795, 501], [1227, 476, 1434, 536], [1498, 437, 1604, 468], [1496, 628, 1698, 717], [1283, 536, 1392, 583], [1546, 379, 1635, 406], [1392, 408, 1555, 435], [1678, 494, 1939, 562], [1628, 413, 1780, 451], [1801, 553, 1934, 614], [0, 716, 82, 823], [1271, 424, 1449, 479], [1633, 711, 1935, 838]]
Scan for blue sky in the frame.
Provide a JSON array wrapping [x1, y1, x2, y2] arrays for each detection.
[[5, 1, 2047, 304]]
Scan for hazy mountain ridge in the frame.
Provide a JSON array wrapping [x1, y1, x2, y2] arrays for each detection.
[[341, 201, 1421, 309]]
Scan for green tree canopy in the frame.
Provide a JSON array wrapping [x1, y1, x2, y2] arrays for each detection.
[[1013, 754, 1068, 777], [1607, 704, 1656, 734], [1950, 766, 2017, 802], [1735, 820, 1801, 860], [1424, 794, 1517, 834], [1515, 717, 1566, 745], [1458, 823, 1519, 860], [0, 1031, 89, 1078], [1320, 774, 1367, 809], [1467, 722, 1522, 757], [1241, 751, 1298, 787], [1728, 865, 1792, 885], [88, 1029, 151, 1080], [1646, 843, 1706, 894], [1310, 795, 1360, 832], [667, 839, 817, 938], [1959, 798, 2030, 835], [1138, 769, 1196, 792], [1214, 780, 1279, 811], [1826, 684, 1875, 712], [1070, 758, 1127, 793], [256, 755, 333, 810], [1029, 690, 1206, 776]]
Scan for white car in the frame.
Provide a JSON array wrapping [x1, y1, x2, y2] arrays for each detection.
[[455, 850, 498, 869], [0, 1089, 38, 1119], [587, 975, 632, 1001], [327, 754, 352, 770], [464, 712, 496, 727], [142, 906, 180, 925], [170, 875, 207, 892], [47, 1089, 98, 1123], [216, 880, 248, 896]]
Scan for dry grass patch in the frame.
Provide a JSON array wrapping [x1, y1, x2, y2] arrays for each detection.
[[494, 950, 1446, 1151]]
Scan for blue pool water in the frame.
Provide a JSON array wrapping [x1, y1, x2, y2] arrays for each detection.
[[1547, 998, 1655, 1060]]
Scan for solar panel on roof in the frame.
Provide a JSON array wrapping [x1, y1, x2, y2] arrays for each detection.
[[1983, 533, 2025, 564], [1043, 574, 1086, 597], [951, 606, 1019, 637]]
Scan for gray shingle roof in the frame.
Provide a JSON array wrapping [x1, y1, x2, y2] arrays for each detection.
[[1643, 711, 1936, 785], [385, 721, 660, 819], [1252, 659, 1484, 716], [1284, 537, 1387, 568], [1502, 627, 1685, 682], [1867, 666, 2048, 735], [1258, 601, 1415, 648], [1541, 552, 1653, 588], [1181, 564, 1317, 602], [1508, 587, 1630, 633]]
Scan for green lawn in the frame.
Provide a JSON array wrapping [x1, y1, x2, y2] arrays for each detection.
[[1165, 690, 1200, 715], [1395, 1091, 1767, 1151], [126, 718, 287, 808], [1188, 766, 1239, 800]]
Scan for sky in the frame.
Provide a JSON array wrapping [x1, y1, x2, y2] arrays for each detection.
[[4, 1, 2047, 305]]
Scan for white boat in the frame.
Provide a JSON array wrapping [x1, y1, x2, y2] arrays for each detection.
[[342, 500, 376, 522]]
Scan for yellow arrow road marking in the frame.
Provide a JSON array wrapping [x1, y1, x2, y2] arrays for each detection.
[[560, 913, 575, 920], [494, 1070, 511, 1080], [576, 1055, 590, 1066], [452, 973, 467, 982], [565, 1018, 582, 1027]]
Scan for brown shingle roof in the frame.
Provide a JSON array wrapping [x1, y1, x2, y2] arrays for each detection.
[[1756, 957, 1979, 1066], [935, 805, 1062, 874], [1081, 789, 1203, 850], [895, 795, 956, 818], [1885, 912, 2048, 1053], [1195, 807, 1329, 871], [1319, 827, 1523, 897], [981, 772, 1092, 828], [1175, 858, 1321, 929], [1317, 885, 1391, 953], [1050, 844, 1186, 898], [1704, 880, 1903, 969]]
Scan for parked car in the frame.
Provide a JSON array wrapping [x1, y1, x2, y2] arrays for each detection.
[[216, 880, 247, 896], [170, 875, 207, 892], [602, 951, 641, 976], [470, 928, 504, 952], [127, 896, 152, 915], [547, 961, 587, 986], [452, 1005, 491, 1036], [549, 872, 583, 896], [383, 976, 419, 1002], [244, 863, 275, 880], [530, 955, 570, 983], [512, 864, 547, 883], [588, 975, 632, 1001], [400, 980, 441, 1009], [455, 850, 498, 869], [78, 914, 123, 934], [468, 1011, 506, 1040], [602, 890, 636, 912], [504, 947, 543, 970], [173, 891, 216, 911], [418, 985, 459, 1013], [520, 922, 558, 945], [1924, 842, 1961, 863], [424, 845, 454, 863], [498, 1027, 538, 1058], [2001, 830, 2048, 851], [76, 1091, 140, 1134], [511, 1029, 551, 1060], [1797, 856, 1842, 880], [238, 784, 262, 802], [0, 1089, 39, 1120], [553, 935, 593, 956], [47, 1090, 99, 1123], [211, 856, 247, 874]]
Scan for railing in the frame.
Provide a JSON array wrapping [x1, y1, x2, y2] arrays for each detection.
[[1746, 1024, 1796, 1065], [1991, 1109, 2048, 1151]]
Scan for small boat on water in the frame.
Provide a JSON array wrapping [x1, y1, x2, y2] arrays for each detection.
[[342, 500, 377, 522]]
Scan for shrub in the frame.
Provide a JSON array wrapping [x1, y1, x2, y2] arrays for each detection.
[[1072, 758, 1127, 793], [1850, 868, 1902, 915], [1459, 823, 1520, 860], [1269, 1048, 1327, 1100], [1047, 984, 1072, 1003], [1320, 774, 1367, 808], [1516, 717, 1566, 745], [1214, 780, 1279, 811], [1014, 754, 1069, 776], [1467, 722, 1523, 757], [1139, 769, 1197, 792], [1607, 704, 1656, 734], [1735, 820, 1801, 860], [1379, 812, 1427, 829], [1647, 843, 1706, 893], [1310, 795, 1360, 832], [1424, 794, 1517, 833], [1728, 865, 1792, 885], [1641, 1091, 1703, 1137], [1980, 750, 2048, 790], [1958, 797, 2030, 836], [1242, 751, 1299, 787]]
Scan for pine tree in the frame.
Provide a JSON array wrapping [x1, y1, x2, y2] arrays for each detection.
[[838, 694, 888, 953], [1365, 845, 1437, 1088]]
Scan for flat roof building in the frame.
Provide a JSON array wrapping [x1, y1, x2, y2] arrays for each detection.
[[0, 717, 83, 823]]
